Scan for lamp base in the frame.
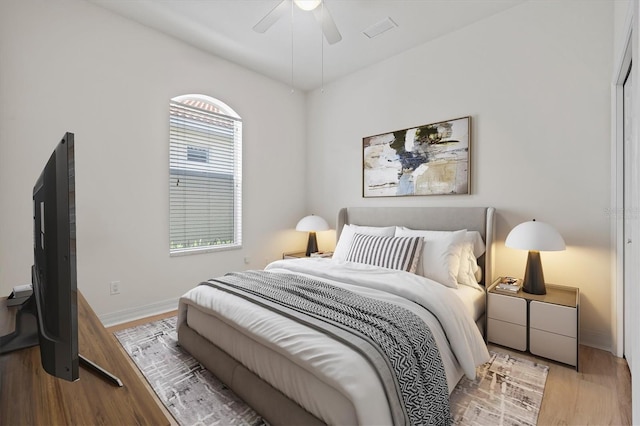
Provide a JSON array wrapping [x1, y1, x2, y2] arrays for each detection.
[[522, 250, 546, 295], [305, 231, 318, 257]]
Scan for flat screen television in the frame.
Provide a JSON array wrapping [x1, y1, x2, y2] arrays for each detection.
[[0, 132, 121, 386]]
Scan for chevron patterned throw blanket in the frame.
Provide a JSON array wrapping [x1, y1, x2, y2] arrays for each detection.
[[203, 270, 451, 426]]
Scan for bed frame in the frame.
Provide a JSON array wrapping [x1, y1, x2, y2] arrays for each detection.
[[178, 206, 496, 426]]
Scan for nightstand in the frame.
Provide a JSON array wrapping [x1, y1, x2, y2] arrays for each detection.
[[283, 251, 308, 259], [283, 251, 333, 259], [487, 278, 579, 370]]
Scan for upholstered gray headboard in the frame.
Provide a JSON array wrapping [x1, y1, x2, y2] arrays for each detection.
[[336, 207, 496, 286]]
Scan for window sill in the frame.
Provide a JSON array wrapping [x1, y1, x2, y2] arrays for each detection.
[[170, 244, 242, 257]]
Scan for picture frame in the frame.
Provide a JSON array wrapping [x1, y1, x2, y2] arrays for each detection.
[[362, 116, 470, 197]]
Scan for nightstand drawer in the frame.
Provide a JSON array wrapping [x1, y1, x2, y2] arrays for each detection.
[[530, 301, 577, 338], [530, 328, 577, 366], [488, 293, 527, 326], [487, 318, 527, 351]]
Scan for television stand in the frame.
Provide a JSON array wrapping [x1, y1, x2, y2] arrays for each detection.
[[79, 354, 123, 387], [0, 294, 124, 387], [0, 292, 169, 424]]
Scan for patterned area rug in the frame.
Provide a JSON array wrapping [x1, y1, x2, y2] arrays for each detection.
[[450, 351, 549, 425], [114, 316, 548, 426], [114, 316, 264, 426]]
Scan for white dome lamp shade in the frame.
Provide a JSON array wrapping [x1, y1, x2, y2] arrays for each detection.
[[296, 215, 330, 256], [505, 220, 566, 295], [294, 0, 321, 11]]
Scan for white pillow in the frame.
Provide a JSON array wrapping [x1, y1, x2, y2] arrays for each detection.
[[457, 240, 483, 290], [345, 234, 423, 273], [465, 231, 486, 259], [333, 224, 396, 261], [395, 227, 485, 289], [395, 227, 466, 288], [457, 231, 484, 290]]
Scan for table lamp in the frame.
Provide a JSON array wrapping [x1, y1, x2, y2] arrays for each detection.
[[296, 215, 330, 256], [505, 219, 566, 295]]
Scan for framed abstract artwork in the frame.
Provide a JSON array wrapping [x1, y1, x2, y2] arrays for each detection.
[[362, 116, 470, 197]]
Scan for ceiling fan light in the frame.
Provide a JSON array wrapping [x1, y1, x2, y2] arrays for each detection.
[[294, 0, 321, 11]]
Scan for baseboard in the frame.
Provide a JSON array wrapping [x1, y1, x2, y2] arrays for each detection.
[[99, 298, 179, 328], [580, 328, 612, 353]]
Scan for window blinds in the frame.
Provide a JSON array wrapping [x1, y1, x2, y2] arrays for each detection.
[[169, 100, 242, 254]]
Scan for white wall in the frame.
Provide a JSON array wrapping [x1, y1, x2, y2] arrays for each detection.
[[0, 0, 308, 321], [306, 1, 614, 349]]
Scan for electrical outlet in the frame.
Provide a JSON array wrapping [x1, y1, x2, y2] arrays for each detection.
[[110, 281, 120, 295]]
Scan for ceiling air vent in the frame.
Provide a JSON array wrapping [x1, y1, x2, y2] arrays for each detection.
[[363, 17, 398, 39]]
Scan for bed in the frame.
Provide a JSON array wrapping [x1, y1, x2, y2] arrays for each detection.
[[177, 206, 495, 425]]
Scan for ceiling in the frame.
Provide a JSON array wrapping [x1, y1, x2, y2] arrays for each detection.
[[90, 0, 525, 92]]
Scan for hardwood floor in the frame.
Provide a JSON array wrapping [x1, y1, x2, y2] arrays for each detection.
[[488, 343, 632, 425], [109, 314, 632, 425]]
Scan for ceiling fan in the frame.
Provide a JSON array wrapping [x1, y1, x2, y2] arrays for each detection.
[[253, 0, 343, 45]]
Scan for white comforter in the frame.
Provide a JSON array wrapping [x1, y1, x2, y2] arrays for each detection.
[[180, 258, 490, 425], [265, 258, 490, 379]]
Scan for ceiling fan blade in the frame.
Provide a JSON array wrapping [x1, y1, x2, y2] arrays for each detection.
[[253, 0, 289, 33], [312, 3, 342, 45]]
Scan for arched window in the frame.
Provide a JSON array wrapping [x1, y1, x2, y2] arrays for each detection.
[[169, 94, 242, 254]]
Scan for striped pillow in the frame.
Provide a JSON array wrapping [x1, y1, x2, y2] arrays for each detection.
[[345, 234, 423, 273]]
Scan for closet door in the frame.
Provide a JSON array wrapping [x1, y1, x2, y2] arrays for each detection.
[[623, 63, 634, 368]]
